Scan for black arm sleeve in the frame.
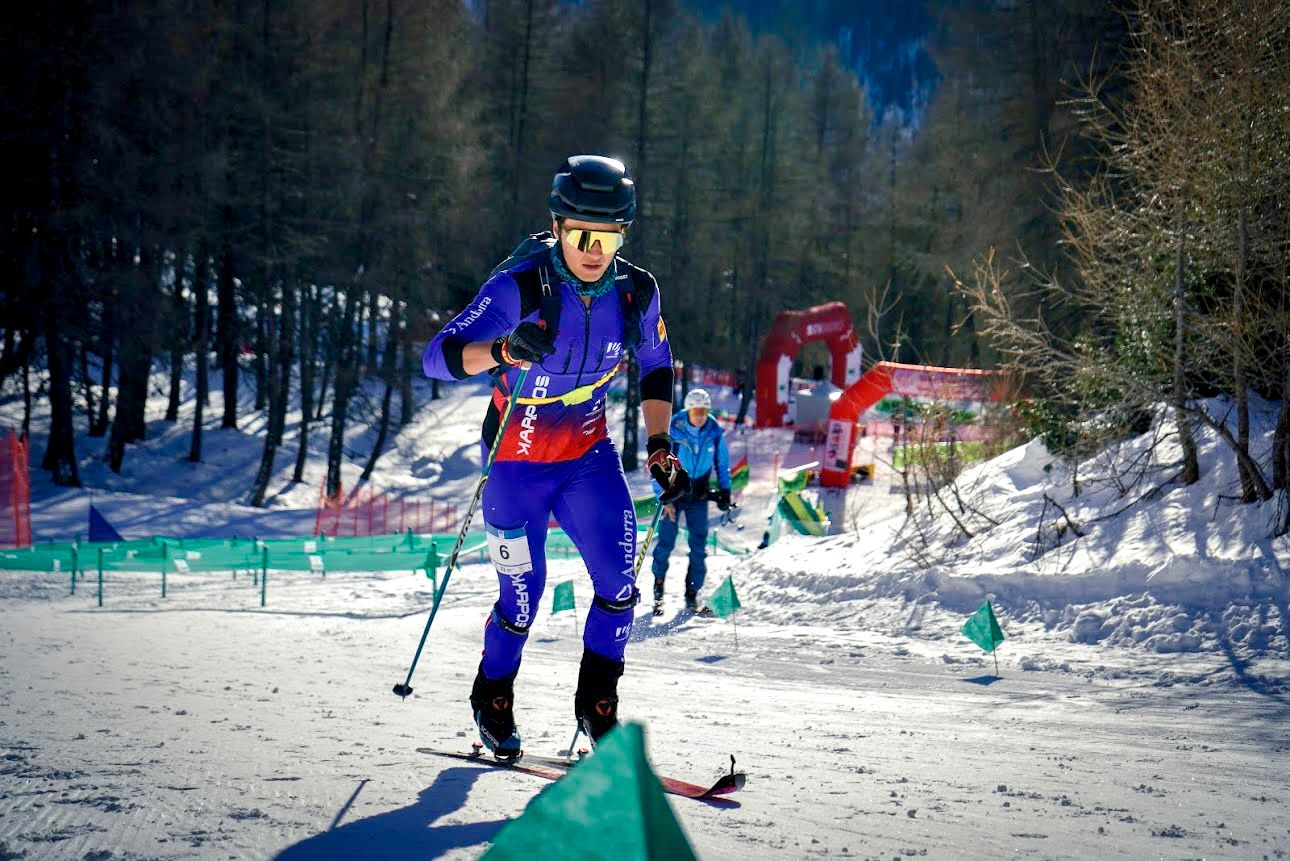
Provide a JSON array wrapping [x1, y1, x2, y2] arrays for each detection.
[[640, 365, 674, 402], [439, 336, 471, 380]]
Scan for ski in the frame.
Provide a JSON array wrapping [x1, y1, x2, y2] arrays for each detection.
[[417, 746, 746, 800]]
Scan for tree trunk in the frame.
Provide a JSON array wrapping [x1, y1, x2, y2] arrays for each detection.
[[190, 243, 210, 462], [1234, 207, 1259, 501], [1275, 357, 1290, 490], [1273, 262, 1289, 495], [505, 0, 536, 240], [42, 307, 80, 487], [218, 216, 239, 429], [360, 309, 399, 485], [108, 251, 157, 473], [940, 294, 955, 367], [325, 293, 361, 499], [40, 226, 80, 484], [79, 340, 95, 433], [165, 271, 185, 422], [1, 330, 33, 413], [22, 360, 32, 441], [315, 355, 332, 421], [360, 381, 394, 485], [254, 294, 268, 411], [0, 326, 16, 388], [91, 299, 114, 437], [293, 284, 316, 483], [365, 290, 379, 374], [735, 339, 757, 425], [1174, 232, 1199, 485], [249, 283, 294, 507], [399, 309, 414, 426]]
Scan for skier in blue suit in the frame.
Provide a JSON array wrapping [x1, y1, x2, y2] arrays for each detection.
[[651, 388, 731, 615], [422, 156, 691, 757]]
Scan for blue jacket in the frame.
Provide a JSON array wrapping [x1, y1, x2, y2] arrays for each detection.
[[664, 411, 730, 494]]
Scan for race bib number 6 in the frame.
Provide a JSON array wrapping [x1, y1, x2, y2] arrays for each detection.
[[485, 524, 533, 575]]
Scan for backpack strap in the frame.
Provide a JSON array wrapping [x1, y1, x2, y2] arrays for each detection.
[[490, 247, 561, 391], [616, 261, 657, 353], [508, 253, 561, 337]]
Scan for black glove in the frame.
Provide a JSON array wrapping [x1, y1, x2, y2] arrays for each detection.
[[492, 320, 555, 366], [715, 488, 731, 511], [646, 434, 691, 505]]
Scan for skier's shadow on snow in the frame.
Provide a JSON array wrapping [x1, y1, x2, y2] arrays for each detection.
[[274, 767, 504, 860], [629, 612, 696, 642]]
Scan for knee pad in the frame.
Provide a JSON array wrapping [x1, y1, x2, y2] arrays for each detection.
[[489, 601, 531, 637], [592, 586, 640, 615]]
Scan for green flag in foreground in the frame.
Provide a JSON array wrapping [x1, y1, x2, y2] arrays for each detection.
[[484, 722, 696, 861], [963, 600, 1005, 653], [551, 580, 575, 614], [707, 574, 742, 619]]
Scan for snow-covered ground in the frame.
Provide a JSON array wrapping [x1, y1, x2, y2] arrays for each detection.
[[1, 367, 1288, 859]]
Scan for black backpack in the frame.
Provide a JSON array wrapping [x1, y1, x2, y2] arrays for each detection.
[[490, 231, 655, 353]]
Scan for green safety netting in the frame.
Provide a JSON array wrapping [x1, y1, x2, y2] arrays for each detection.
[[0, 521, 745, 576]]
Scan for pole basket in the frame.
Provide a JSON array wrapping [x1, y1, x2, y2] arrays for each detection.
[[0, 429, 32, 548]]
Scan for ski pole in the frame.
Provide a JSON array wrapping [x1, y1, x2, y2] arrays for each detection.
[[633, 502, 665, 578], [393, 366, 530, 699]]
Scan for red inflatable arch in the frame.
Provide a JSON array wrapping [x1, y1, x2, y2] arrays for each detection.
[[754, 302, 861, 428], [820, 361, 993, 487]]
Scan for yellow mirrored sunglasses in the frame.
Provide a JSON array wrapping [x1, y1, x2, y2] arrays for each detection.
[[561, 226, 626, 254]]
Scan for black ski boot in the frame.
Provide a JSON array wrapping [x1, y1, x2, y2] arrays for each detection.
[[574, 649, 624, 745], [470, 664, 521, 760], [653, 577, 665, 616], [684, 589, 713, 617]]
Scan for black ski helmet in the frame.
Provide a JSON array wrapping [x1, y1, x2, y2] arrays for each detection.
[[549, 155, 636, 224]]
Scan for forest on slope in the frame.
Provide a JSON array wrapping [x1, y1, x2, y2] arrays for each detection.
[[1, 1, 1286, 534]]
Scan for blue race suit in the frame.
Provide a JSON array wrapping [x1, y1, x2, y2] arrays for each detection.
[[651, 411, 730, 597], [423, 252, 673, 678]]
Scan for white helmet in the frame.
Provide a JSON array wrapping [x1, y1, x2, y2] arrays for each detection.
[[684, 388, 712, 410]]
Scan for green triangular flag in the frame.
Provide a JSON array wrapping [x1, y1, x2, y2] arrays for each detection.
[[707, 574, 742, 619], [484, 722, 696, 861], [778, 469, 809, 495], [551, 580, 575, 614], [963, 601, 1005, 653]]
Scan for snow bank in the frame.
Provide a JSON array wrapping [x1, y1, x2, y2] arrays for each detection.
[[739, 400, 1290, 680]]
